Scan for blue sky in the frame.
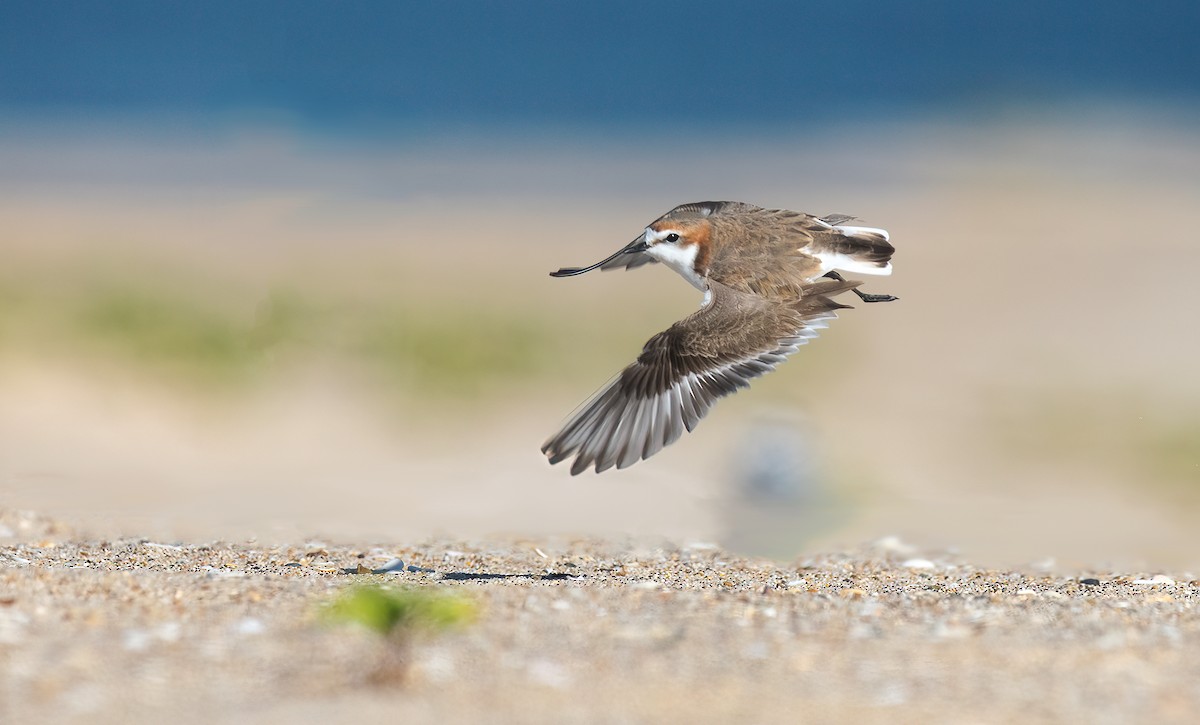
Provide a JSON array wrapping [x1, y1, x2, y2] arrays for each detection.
[[2, 1, 1198, 135]]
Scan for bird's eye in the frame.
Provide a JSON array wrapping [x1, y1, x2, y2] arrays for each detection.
[[664, 233, 680, 243]]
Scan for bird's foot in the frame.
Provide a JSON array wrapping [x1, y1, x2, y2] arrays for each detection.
[[853, 290, 898, 303], [822, 271, 898, 303]]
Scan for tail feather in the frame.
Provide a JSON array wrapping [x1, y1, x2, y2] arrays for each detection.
[[809, 222, 894, 276], [834, 224, 890, 243]]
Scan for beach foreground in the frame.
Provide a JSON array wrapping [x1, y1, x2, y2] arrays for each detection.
[[2, 510, 1197, 724]]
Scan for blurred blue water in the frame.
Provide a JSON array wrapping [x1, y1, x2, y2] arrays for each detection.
[[2, 1, 1198, 135]]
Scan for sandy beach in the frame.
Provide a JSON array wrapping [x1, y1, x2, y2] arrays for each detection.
[[2, 506, 1198, 724]]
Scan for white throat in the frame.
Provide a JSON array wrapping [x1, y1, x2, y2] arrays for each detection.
[[644, 231, 705, 290]]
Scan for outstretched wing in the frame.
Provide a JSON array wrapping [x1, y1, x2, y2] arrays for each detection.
[[542, 277, 858, 475], [597, 238, 657, 272]]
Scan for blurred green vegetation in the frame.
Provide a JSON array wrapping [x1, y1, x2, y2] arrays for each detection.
[[322, 583, 477, 686], [323, 584, 477, 636], [985, 388, 1200, 499], [0, 261, 618, 400], [357, 306, 552, 396], [73, 287, 310, 385]]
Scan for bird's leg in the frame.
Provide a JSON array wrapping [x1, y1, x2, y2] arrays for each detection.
[[823, 270, 898, 303], [854, 290, 899, 303]]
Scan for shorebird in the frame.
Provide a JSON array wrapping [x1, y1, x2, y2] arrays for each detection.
[[542, 201, 895, 475]]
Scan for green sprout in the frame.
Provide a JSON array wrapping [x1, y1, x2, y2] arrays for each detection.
[[324, 584, 477, 636], [323, 584, 477, 686]]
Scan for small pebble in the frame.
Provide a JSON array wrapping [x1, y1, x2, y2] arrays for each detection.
[[373, 558, 407, 574], [1080, 578, 1101, 586], [143, 542, 184, 550], [527, 660, 572, 689], [123, 629, 152, 652], [901, 558, 935, 570], [1132, 575, 1175, 586], [234, 618, 265, 636], [873, 535, 914, 554]]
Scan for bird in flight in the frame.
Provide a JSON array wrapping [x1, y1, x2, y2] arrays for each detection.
[[542, 201, 895, 475]]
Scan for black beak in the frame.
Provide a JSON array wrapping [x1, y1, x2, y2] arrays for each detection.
[[549, 237, 649, 278]]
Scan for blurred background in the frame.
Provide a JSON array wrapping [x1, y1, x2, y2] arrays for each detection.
[[1, 1, 1198, 569]]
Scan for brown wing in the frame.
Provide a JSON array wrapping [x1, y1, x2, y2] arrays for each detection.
[[542, 277, 858, 475], [704, 206, 893, 295], [597, 248, 657, 272], [705, 206, 826, 296]]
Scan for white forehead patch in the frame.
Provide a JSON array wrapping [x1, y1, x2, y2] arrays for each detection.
[[645, 226, 674, 243]]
